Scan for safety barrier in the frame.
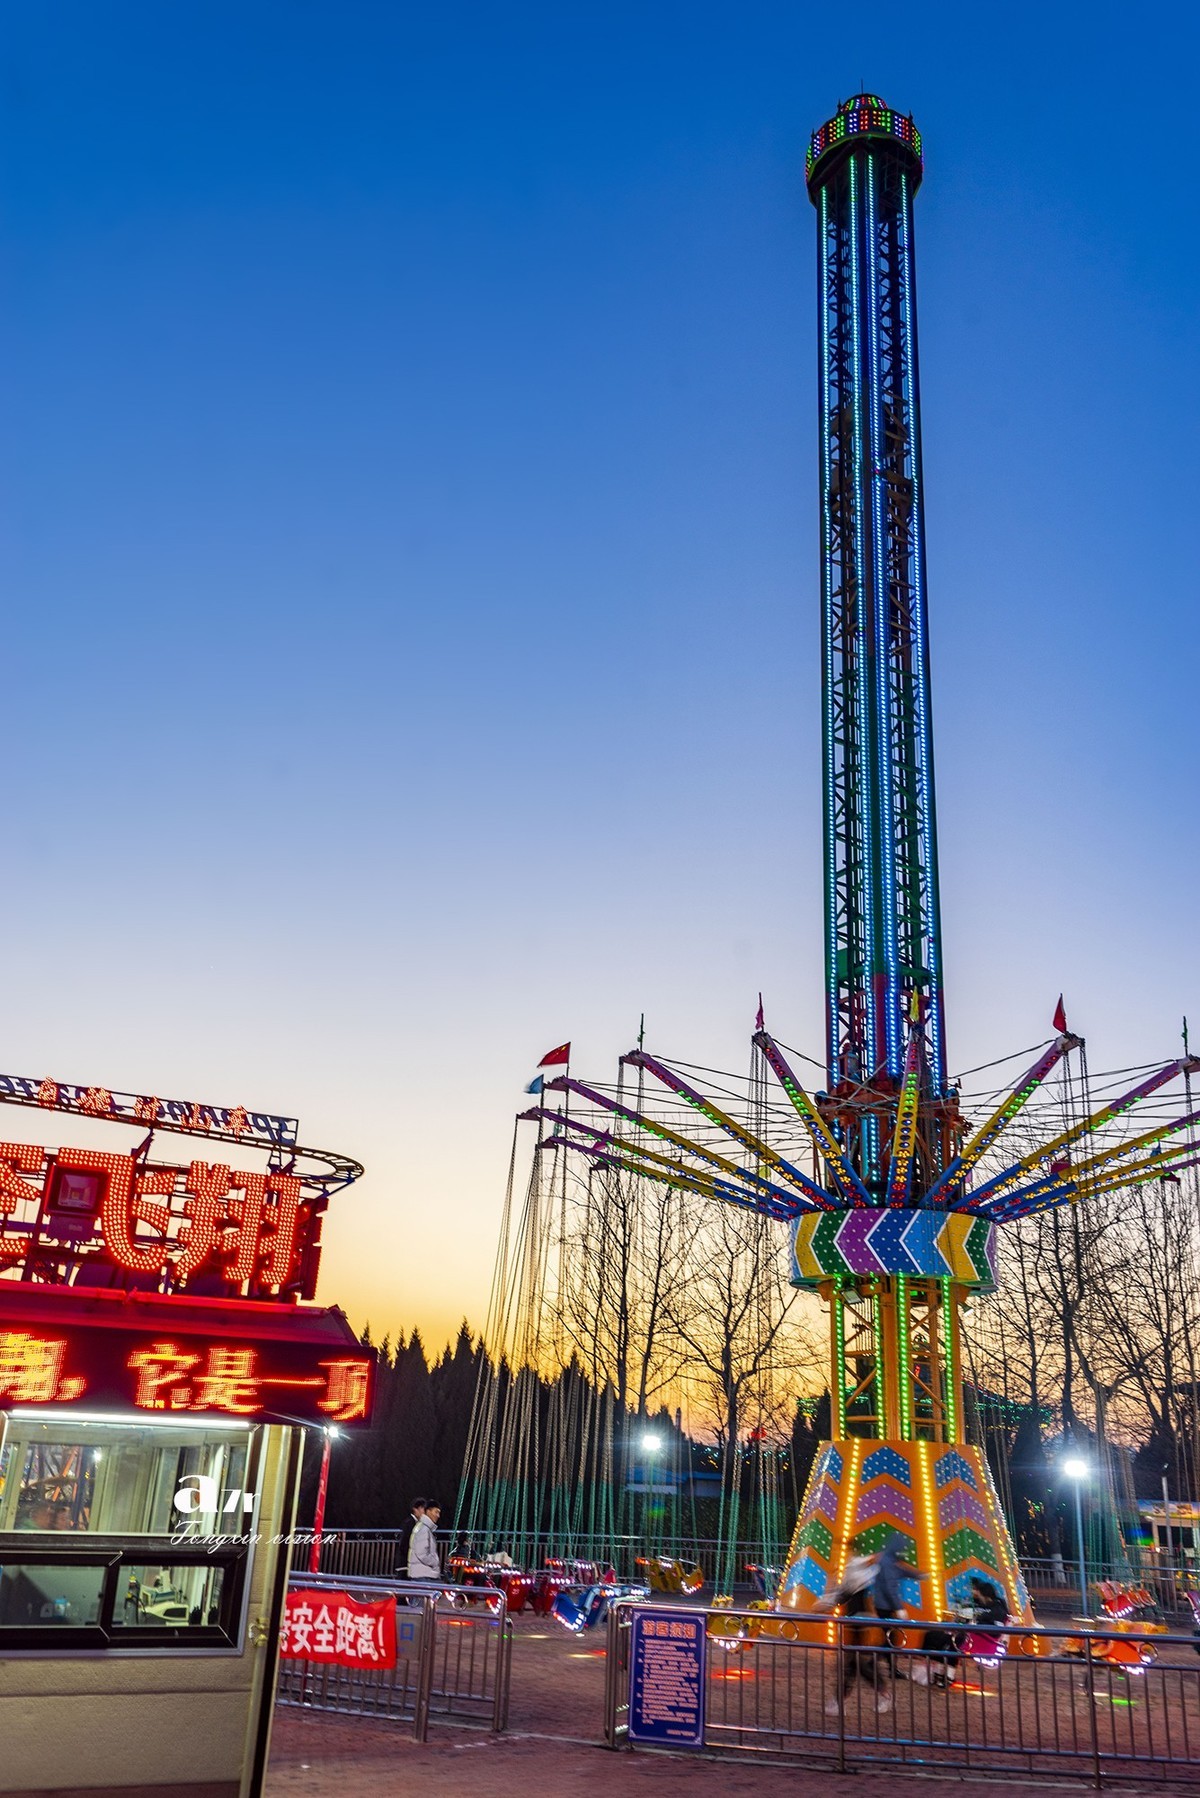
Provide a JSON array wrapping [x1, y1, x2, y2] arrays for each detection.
[[319, 1531, 1197, 1612], [276, 1573, 511, 1740], [604, 1599, 1200, 1786]]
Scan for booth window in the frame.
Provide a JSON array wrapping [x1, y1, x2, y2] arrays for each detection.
[[0, 1548, 246, 1651], [0, 1413, 254, 1534], [0, 1413, 255, 1651]]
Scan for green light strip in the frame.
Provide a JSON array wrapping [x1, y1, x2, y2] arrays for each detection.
[[897, 1274, 912, 1441], [871, 1287, 883, 1437], [833, 1288, 847, 1436], [941, 1275, 958, 1442]]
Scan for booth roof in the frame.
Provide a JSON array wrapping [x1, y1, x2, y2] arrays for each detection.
[[0, 1281, 361, 1347]]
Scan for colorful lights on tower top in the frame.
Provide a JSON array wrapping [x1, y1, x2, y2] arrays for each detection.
[[806, 93, 923, 191]]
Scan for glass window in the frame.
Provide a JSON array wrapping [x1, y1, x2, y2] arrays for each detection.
[[112, 1562, 228, 1630], [0, 1561, 107, 1629], [0, 1414, 254, 1535]]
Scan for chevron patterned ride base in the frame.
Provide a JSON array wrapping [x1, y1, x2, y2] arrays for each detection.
[[778, 1438, 1034, 1630], [793, 1209, 996, 1289]]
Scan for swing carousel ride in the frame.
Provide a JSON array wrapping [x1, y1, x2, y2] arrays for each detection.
[[460, 95, 1200, 1626]]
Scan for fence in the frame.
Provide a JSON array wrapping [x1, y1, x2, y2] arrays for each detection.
[[276, 1573, 511, 1739], [604, 1600, 1200, 1787], [314, 1531, 1200, 1615]]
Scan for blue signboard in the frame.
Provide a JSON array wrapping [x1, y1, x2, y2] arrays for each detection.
[[628, 1606, 706, 1747]]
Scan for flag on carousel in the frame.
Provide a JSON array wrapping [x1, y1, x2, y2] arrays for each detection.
[[755, 994, 765, 1032], [524, 1075, 544, 1095], [1052, 995, 1068, 1035], [537, 1042, 571, 1068]]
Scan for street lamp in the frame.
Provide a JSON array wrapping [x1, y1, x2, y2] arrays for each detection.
[[640, 1434, 662, 1553], [1062, 1455, 1089, 1618], [309, 1425, 342, 1576]]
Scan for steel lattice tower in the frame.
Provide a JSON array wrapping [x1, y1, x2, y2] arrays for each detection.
[[809, 96, 949, 1193]]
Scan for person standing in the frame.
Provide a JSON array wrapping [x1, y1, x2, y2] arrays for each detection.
[[407, 1502, 442, 1581], [395, 1498, 425, 1578]]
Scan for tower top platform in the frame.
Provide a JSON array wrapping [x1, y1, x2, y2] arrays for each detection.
[[806, 93, 923, 193]]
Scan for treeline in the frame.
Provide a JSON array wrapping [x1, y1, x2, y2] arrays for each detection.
[[310, 1324, 481, 1530], [302, 1323, 827, 1539]]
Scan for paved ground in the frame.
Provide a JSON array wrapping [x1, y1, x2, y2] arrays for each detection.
[[265, 1617, 1199, 1798]]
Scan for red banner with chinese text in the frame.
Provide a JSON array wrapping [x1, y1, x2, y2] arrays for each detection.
[[281, 1589, 397, 1669]]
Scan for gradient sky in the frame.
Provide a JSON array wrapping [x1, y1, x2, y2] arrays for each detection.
[[2, 3, 1196, 1351]]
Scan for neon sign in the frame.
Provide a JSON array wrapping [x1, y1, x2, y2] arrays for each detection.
[[0, 1144, 316, 1298], [0, 1325, 372, 1424], [0, 1073, 297, 1149]]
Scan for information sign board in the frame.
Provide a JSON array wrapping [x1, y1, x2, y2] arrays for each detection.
[[628, 1605, 706, 1747]]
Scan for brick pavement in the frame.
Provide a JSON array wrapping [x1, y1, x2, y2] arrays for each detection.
[[265, 1620, 1198, 1798]]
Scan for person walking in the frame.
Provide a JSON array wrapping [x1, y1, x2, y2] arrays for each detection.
[[407, 1502, 442, 1581], [395, 1498, 425, 1578]]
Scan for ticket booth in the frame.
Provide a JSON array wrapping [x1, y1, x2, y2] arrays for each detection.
[[0, 1072, 373, 1798]]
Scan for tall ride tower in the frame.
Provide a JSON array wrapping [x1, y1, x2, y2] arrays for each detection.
[[810, 95, 949, 1180], [513, 91, 1200, 1626]]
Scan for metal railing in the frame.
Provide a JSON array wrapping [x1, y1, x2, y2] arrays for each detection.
[[276, 1572, 511, 1739], [311, 1531, 1200, 1618], [314, 1529, 782, 1586], [604, 1600, 1200, 1786]]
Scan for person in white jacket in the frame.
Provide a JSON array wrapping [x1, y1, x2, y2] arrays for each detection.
[[407, 1503, 442, 1580]]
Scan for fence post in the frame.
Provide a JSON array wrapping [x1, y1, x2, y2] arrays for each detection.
[[603, 1600, 622, 1746], [1083, 1644, 1102, 1791], [836, 1618, 847, 1775], [492, 1613, 512, 1732], [413, 1593, 436, 1742]]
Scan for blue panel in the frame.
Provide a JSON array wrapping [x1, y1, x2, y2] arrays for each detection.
[[861, 1446, 912, 1487], [797, 1557, 828, 1599], [934, 1450, 978, 1491]]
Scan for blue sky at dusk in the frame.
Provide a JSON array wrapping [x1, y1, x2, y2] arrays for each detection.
[[2, 3, 1196, 1345]]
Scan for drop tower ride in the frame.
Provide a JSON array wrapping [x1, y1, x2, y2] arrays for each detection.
[[778, 94, 1024, 1618], [509, 92, 1200, 1624]]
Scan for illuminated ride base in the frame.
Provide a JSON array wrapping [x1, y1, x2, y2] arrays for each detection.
[[782, 1216, 1032, 1625]]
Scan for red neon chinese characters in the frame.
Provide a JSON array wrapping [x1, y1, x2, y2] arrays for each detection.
[[0, 1142, 44, 1256], [68, 1149, 173, 1276], [128, 1342, 262, 1415], [318, 1358, 372, 1423], [37, 1078, 59, 1108], [194, 1347, 261, 1414], [178, 1162, 301, 1289], [78, 1086, 113, 1117], [133, 1095, 161, 1123], [0, 1332, 86, 1403]]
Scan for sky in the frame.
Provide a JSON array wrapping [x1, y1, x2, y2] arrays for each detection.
[[1, 2, 1196, 1351]]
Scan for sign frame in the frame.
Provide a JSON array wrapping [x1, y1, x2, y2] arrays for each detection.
[[628, 1604, 706, 1748]]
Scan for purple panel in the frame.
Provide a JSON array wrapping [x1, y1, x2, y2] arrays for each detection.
[[938, 1489, 990, 1533], [836, 1210, 880, 1273], [856, 1484, 915, 1526], [815, 1481, 840, 1523]]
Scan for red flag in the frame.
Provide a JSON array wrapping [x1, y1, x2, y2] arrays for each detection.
[[755, 993, 765, 1032], [537, 1042, 571, 1069], [1052, 995, 1067, 1035]]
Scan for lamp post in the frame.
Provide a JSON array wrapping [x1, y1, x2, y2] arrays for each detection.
[[641, 1432, 661, 1554], [1162, 1463, 1174, 1587], [1062, 1455, 1089, 1618], [309, 1425, 341, 1575]]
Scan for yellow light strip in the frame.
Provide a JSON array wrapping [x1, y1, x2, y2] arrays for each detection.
[[916, 1440, 945, 1617], [828, 1436, 863, 1646]]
